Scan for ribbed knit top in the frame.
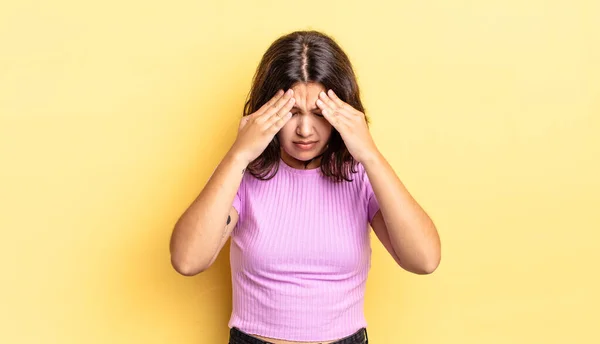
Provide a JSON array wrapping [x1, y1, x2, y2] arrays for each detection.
[[228, 158, 380, 342]]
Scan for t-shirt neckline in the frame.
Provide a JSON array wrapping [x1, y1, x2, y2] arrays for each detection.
[[278, 158, 322, 175]]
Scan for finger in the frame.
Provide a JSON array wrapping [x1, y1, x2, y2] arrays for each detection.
[[258, 89, 294, 123], [327, 89, 347, 109], [255, 89, 284, 116], [329, 105, 354, 119], [268, 111, 293, 134], [316, 98, 345, 130], [327, 89, 364, 121], [239, 115, 250, 130], [316, 98, 334, 117], [328, 112, 350, 130], [266, 97, 295, 127], [318, 91, 339, 112]]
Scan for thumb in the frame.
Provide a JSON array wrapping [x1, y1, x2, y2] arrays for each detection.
[[238, 115, 250, 132]]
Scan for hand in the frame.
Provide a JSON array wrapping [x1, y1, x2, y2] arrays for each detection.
[[316, 90, 379, 164], [231, 89, 295, 165]]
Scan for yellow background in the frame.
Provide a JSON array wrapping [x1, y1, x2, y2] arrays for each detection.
[[1, 1, 598, 343]]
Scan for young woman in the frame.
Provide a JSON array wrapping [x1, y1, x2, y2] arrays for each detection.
[[169, 30, 441, 344]]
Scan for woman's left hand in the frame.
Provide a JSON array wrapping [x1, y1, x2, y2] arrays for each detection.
[[316, 89, 379, 164]]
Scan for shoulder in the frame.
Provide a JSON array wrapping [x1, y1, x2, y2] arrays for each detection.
[[352, 161, 376, 196], [352, 161, 369, 183]]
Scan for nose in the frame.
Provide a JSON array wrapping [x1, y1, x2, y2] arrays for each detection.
[[296, 115, 314, 137]]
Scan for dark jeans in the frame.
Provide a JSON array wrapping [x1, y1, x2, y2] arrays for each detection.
[[228, 327, 368, 344]]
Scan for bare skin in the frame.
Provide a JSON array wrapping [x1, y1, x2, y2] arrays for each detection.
[[277, 82, 332, 170], [250, 333, 338, 344]]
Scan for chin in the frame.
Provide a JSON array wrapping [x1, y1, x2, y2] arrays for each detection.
[[290, 153, 314, 162], [284, 146, 323, 162]]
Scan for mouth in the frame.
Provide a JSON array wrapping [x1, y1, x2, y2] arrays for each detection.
[[293, 141, 318, 150]]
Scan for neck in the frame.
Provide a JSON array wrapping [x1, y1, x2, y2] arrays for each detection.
[[281, 150, 324, 170]]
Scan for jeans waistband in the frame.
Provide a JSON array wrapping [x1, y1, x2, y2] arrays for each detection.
[[229, 327, 368, 344]]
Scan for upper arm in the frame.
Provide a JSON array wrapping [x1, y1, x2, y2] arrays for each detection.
[[206, 206, 239, 268], [370, 210, 404, 268]]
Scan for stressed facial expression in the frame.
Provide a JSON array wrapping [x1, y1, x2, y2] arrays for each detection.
[[277, 82, 333, 169]]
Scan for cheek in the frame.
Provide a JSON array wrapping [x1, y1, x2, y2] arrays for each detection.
[[318, 122, 333, 138], [277, 123, 294, 143]]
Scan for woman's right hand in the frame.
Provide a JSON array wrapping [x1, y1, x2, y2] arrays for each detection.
[[231, 89, 295, 165]]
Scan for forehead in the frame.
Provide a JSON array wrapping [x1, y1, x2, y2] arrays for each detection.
[[291, 82, 325, 110]]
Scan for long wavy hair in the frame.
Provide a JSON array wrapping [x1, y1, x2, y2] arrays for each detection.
[[243, 30, 371, 182]]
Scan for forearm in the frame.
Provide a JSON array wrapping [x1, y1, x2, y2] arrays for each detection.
[[169, 147, 248, 273], [363, 152, 441, 273]]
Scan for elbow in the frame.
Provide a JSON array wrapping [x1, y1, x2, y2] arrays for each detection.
[[415, 229, 441, 275], [405, 258, 439, 275], [416, 256, 440, 275], [169, 225, 214, 276], [415, 250, 441, 275], [170, 254, 210, 277], [402, 248, 441, 275]]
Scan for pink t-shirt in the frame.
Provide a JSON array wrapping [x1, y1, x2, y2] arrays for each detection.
[[228, 158, 380, 341]]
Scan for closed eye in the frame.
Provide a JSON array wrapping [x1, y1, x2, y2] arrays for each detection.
[[291, 111, 325, 118]]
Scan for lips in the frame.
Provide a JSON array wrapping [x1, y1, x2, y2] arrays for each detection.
[[293, 141, 317, 150]]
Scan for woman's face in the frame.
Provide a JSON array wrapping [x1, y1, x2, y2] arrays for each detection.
[[277, 82, 333, 169]]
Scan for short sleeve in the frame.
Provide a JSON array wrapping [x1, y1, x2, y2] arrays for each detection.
[[360, 164, 380, 223]]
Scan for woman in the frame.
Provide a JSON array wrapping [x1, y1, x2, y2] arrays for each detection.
[[169, 30, 441, 344]]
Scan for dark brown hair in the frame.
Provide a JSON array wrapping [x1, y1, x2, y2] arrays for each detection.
[[243, 30, 371, 182]]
